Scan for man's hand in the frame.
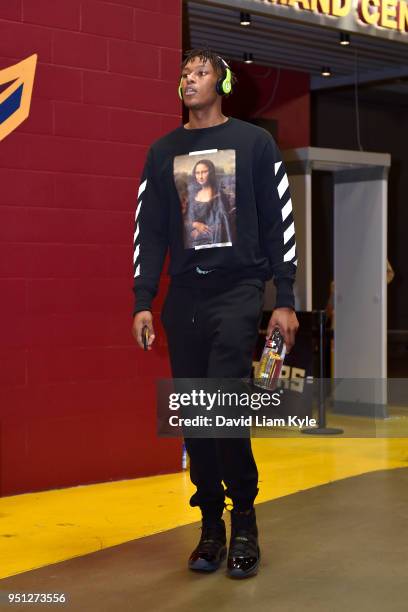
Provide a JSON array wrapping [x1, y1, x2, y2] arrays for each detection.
[[132, 310, 155, 350], [266, 307, 299, 354]]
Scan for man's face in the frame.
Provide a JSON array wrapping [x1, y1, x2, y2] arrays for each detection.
[[180, 57, 219, 109]]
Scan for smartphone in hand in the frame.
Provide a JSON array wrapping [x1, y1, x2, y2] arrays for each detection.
[[142, 325, 149, 351]]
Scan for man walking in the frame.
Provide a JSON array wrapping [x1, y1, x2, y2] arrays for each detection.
[[132, 49, 299, 578]]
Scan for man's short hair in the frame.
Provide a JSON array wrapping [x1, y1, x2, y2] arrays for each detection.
[[180, 48, 237, 89]]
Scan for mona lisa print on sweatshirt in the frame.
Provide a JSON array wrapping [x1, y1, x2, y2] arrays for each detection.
[[173, 149, 236, 250]]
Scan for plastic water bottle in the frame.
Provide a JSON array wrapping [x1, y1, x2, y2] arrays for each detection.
[[254, 327, 286, 390]]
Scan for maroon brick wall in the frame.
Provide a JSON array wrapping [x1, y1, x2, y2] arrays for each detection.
[[0, 0, 182, 496]]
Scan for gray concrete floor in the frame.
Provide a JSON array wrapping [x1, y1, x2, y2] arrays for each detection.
[[1, 468, 408, 611]]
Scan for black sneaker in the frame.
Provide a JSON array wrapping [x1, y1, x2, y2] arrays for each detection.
[[188, 519, 227, 572], [227, 508, 260, 578]]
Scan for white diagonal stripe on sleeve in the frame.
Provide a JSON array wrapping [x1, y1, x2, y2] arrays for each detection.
[[281, 198, 292, 222], [138, 179, 147, 199], [134, 264, 140, 278], [133, 244, 139, 264], [284, 243, 296, 262], [274, 161, 282, 175], [284, 222, 295, 245], [135, 201, 142, 221], [278, 173, 289, 199], [134, 225, 139, 242]]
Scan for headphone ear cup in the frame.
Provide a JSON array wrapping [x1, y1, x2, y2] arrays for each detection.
[[222, 68, 232, 95], [216, 67, 232, 96], [222, 80, 232, 94]]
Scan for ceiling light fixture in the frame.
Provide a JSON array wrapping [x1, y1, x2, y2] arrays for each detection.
[[243, 52, 254, 64], [340, 32, 350, 46], [321, 66, 331, 77], [240, 12, 251, 26]]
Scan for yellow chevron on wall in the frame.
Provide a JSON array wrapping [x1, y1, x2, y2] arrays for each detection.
[[0, 54, 37, 142]]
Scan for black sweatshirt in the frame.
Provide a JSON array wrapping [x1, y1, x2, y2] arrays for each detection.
[[132, 116, 297, 314]]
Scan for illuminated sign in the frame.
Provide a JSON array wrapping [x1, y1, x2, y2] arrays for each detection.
[[264, 0, 408, 33], [203, 0, 408, 42], [0, 54, 37, 142], [358, 0, 408, 31]]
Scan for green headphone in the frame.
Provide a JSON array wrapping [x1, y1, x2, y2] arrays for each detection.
[[178, 56, 232, 100]]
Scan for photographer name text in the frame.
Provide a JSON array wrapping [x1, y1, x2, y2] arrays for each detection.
[[168, 415, 317, 428]]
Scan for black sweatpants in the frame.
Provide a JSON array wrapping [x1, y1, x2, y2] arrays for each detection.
[[161, 279, 265, 518]]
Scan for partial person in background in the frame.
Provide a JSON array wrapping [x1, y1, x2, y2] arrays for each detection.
[[387, 259, 395, 284], [326, 260, 395, 375], [326, 258, 395, 329]]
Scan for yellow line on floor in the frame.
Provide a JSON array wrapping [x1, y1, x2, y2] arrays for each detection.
[[0, 437, 407, 578]]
